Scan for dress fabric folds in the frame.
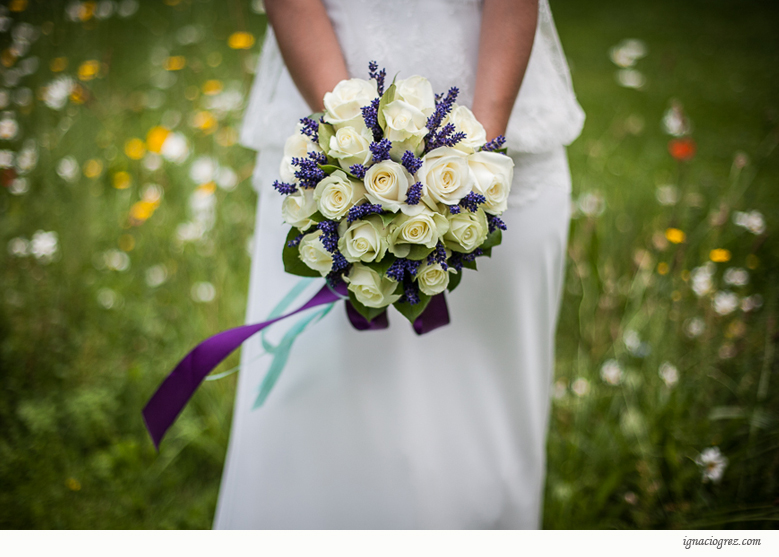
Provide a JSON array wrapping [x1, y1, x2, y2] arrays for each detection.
[[214, 0, 583, 529]]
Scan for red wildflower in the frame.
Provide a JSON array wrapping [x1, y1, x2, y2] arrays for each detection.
[[668, 138, 696, 161]]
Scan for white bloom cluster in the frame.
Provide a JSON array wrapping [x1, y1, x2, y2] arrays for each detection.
[[278, 72, 514, 319], [695, 447, 728, 483], [732, 210, 765, 235]]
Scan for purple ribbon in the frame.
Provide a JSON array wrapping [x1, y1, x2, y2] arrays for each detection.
[[143, 284, 451, 449]]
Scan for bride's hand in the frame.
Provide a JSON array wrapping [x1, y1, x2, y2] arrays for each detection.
[[471, 0, 539, 141], [265, 0, 350, 113]]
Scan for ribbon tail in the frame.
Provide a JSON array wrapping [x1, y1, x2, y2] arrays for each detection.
[[253, 303, 334, 409], [413, 293, 450, 335], [142, 283, 339, 450], [345, 301, 389, 331]]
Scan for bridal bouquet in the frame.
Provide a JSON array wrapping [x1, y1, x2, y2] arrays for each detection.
[[142, 63, 514, 447], [275, 62, 513, 325]]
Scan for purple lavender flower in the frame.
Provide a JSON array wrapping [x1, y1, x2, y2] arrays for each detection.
[[349, 164, 367, 179], [448, 205, 461, 214], [405, 182, 423, 205], [448, 248, 484, 272], [425, 87, 459, 141], [370, 138, 392, 163], [299, 117, 319, 143], [401, 151, 423, 175], [386, 258, 421, 282], [459, 191, 486, 212], [481, 135, 507, 152], [426, 242, 448, 271], [368, 60, 386, 96], [426, 122, 467, 151], [292, 151, 327, 189], [272, 181, 298, 196], [402, 281, 420, 305], [346, 203, 383, 224], [316, 220, 340, 253], [287, 233, 304, 248], [361, 98, 383, 141], [488, 215, 508, 233]]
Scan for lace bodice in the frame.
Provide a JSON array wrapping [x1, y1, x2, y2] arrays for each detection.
[[240, 0, 584, 155]]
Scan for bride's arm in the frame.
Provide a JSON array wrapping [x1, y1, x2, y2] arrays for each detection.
[[264, 0, 350, 113], [471, 0, 539, 140]]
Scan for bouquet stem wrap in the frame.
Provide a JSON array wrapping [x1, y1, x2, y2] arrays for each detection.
[[143, 282, 449, 449]]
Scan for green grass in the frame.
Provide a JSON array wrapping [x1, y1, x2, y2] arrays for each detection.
[[0, 0, 777, 529]]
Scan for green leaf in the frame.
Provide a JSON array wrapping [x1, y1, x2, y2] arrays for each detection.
[[347, 291, 387, 322], [308, 111, 324, 122], [308, 211, 326, 224], [447, 270, 462, 292], [318, 164, 342, 175], [282, 228, 321, 278], [364, 254, 396, 277], [406, 244, 435, 261], [376, 82, 396, 131], [393, 292, 431, 324], [480, 229, 502, 251], [380, 212, 397, 227], [462, 258, 478, 271], [318, 121, 334, 153]]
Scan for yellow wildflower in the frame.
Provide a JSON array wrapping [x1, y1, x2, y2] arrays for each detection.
[[228, 31, 256, 50], [709, 249, 731, 263], [192, 111, 217, 133], [146, 126, 171, 153], [65, 477, 81, 491], [124, 138, 146, 160], [9, 0, 28, 12], [83, 159, 103, 178], [79, 1, 96, 21], [202, 79, 223, 95], [664, 228, 686, 244], [130, 200, 158, 223], [78, 60, 100, 81], [113, 171, 132, 190], [164, 56, 186, 71], [657, 262, 669, 275], [1, 49, 17, 68], [197, 182, 217, 195], [70, 84, 88, 104]]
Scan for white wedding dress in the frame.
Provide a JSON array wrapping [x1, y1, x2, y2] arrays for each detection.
[[214, 0, 584, 529]]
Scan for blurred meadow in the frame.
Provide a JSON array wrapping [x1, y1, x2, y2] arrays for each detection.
[[0, 0, 777, 529]]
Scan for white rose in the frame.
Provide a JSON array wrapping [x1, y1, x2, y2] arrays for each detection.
[[279, 128, 322, 183], [468, 151, 514, 214], [419, 147, 474, 206], [395, 75, 436, 117], [363, 160, 425, 216], [298, 230, 333, 276], [323, 78, 377, 130], [344, 264, 401, 308], [313, 170, 366, 220], [281, 187, 318, 231], [328, 126, 372, 171], [337, 215, 389, 263], [443, 104, 487, 153], [416, 262, 453, 296], [388, 209, 450, 259], [444, 208, 489, 253], [381, 99, 428, 156]]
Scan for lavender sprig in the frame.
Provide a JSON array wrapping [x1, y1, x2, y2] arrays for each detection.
[[426, 242, 448, 271], [299, 117, 319, 143], [448, 248, 484, 272], [346, 203, 383, 224], [316, 220, 339, 253], [448, 205, 461, 214], [349, 164, 367, 179], [402, 281, 420, 305], [287, 233, 304, 248], [370, 138, 392, 163], [386, 258, 420, 282], [424, 87, 459, 141], [488, 215, 508, 233], [291, 151, 327, 189], [368, 60, 386, 96], [459, 192, 486, 212], [405, 182, 423, 205], [481, 135, 506, 152], [272, 181, 297, 195], [401, 151, 423, 175], [361, 98, 382, 141], [426, 123, 467, 151]]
